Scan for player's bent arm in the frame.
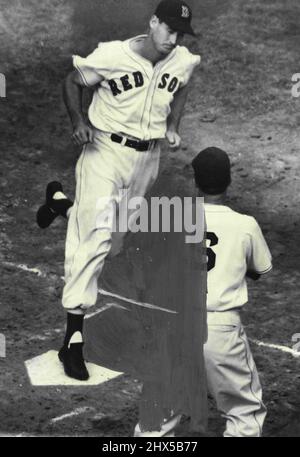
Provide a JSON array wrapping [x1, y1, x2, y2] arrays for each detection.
[[63, 70, 98, 145], [63, 70, 87, 126], [167, 84, 189, 131], [165, 85, 189, 149]]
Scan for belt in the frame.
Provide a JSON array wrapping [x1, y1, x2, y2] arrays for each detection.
[[110, 133, 152, 151]]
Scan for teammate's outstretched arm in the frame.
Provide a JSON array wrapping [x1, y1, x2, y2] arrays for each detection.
[[63, 70, 99, 146], [165, 84, 189, 149]]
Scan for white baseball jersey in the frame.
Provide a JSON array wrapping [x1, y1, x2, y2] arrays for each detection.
[[205, 203, 272, 312], [73, 35, 200, 140]]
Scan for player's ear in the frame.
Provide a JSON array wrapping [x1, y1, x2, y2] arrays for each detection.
[[149, 15, 159, 31]]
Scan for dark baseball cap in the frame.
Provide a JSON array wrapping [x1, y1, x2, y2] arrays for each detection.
[[155, 0, 195, 36], [192, 147, 231, 194]]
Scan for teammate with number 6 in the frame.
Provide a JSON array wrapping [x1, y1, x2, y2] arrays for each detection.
[[192, 147, 273, 437]]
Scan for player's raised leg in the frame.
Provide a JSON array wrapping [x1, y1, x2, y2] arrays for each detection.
[[36, 181, 73, 228], [58, 140, 119, 380], [59, 133, 161, 381]]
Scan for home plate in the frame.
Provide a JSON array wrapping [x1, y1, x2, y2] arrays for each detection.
[[25, 350, 123, 386]]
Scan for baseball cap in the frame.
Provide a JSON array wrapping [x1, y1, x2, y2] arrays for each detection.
[[192, 147, 231, 195], [155, 0, 195, 36]]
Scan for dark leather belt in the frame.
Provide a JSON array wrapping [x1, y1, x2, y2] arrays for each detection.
[[111, 133, 152, 151]]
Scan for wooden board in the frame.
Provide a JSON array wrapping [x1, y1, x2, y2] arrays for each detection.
[[83, 194, 207, 432]]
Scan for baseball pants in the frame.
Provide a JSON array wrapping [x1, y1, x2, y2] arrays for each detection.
[[204, 311, 267, 437], [62, 129, 160, 311], [134, 311, 266, 438]]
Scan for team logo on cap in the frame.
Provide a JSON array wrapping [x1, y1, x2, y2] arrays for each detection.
[[181, 5, 190, 18]]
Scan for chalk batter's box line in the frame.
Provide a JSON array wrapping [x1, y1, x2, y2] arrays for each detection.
[[3, 261, 300, 357]]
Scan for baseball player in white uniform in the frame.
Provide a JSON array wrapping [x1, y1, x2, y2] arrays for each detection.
[[36, 0, 200, 382], [134, 146, 273, 438], [191, 146, 272, 437]]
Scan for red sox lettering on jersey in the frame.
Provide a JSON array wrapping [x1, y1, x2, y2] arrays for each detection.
[[73, 35, 200, 141], [108, 71, 180, 96]]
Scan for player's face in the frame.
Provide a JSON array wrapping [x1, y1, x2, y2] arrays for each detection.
[[150, 17, 184, 55]]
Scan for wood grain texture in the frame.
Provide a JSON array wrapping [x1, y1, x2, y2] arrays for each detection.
[[84, 196, 207, 432]]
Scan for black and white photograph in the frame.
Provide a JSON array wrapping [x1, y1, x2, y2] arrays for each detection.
[[0, 0, 299, 440]]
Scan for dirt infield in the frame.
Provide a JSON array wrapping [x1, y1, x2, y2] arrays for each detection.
[[0, 0, 300, 437]]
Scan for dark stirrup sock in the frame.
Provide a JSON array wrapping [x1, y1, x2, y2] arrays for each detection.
[[63, 312, 84, 347]]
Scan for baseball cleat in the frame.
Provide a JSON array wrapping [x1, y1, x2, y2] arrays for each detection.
[[36, 181, 73, 229], [58, 343, 89, 381]]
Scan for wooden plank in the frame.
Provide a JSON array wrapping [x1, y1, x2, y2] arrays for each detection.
[[84, 194, 207, 432]]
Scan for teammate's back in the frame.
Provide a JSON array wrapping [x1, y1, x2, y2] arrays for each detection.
[[192, 146, 272, 437], [205, 204, 272, 311]]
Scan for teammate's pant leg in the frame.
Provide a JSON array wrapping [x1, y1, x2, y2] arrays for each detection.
[[62, 131, 160, 311], [204, 319, 267, 437]]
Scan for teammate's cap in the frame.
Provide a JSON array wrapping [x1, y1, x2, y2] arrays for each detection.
[[155, 0, 195, 36], [192, 147, 231, 195]]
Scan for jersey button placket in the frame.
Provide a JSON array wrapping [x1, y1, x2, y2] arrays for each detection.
[[139, 63, 155, 141], [146, 62, 165, 140], [141, 62, 164, 141]]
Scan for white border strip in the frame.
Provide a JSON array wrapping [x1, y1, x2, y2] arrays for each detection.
[[50, 407, 95, 423], [85, 302, 128, 320], [4, 261, 177, 314], [249, 338, 300, 358], [3, 261, 46, 278], [98, 288, 178, 314], [5, 261, 300, 357]]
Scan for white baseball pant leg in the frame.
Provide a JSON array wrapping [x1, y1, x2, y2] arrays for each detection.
[[204, 311, 267, 437], [62, 130, 160, 312]]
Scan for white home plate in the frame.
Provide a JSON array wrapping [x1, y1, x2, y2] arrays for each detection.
[[25, 350, 123, 386]]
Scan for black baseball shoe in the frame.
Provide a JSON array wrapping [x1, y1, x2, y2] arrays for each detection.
[[36, 181, 73, 229], [58, 343, 89, 381]]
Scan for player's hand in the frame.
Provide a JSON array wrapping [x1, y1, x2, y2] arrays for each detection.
[[165, 129, 181, 150], [72, 120, 94, 146]]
